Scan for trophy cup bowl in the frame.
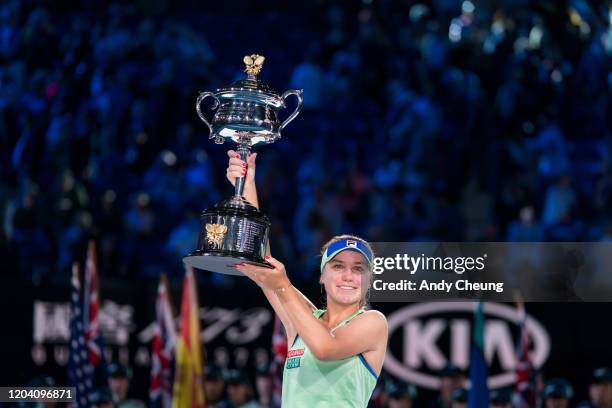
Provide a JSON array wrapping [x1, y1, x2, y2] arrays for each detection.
[[183, 54, 303, 275]]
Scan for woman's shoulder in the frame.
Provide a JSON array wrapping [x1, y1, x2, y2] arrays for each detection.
[[358, 309, 388, 326], [353, 310, 389, 350]]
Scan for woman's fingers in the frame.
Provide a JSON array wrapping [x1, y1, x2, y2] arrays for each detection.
[[247, 152, 257, 166], [228, 150, 256, 161], [265, 255, 284, 270], [235, 263, 267, 286], [226, 167, 244, 185], [227, 150, 246, 166], [235, 263, 254, 276], [242, 270, 262, 287], [226, 149, 248, 180], [236, 264, 274, 283], [234, 263, 269, 275], [228, 166, 246, 177], [227, 151, 256, 179]]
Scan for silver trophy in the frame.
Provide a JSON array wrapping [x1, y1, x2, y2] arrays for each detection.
[[183, 54, 303, 275]]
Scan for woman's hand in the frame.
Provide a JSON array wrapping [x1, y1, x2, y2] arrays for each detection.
[[226, 150, 257, 187], [233, 256, 290, 292]]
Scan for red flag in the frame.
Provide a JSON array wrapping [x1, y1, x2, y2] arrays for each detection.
[[269, 315, 287, 408], [151, 273, 177, 408], [84, 241, 101, 367]]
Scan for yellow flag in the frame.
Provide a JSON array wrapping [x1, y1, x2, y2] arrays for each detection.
[[172, 267, 206, 408]]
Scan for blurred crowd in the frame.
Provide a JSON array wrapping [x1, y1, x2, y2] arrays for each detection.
[[27, 363, 612, 408], [0, 0, 611, 286]]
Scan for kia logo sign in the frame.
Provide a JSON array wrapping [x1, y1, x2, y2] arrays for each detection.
[[384, 302, 550, 389]]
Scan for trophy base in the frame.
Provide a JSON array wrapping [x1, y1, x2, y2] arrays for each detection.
[[183, 251, 273, 276], [184, 193, 271, 276]]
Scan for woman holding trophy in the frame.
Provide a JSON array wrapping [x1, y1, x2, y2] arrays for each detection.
[[226, 150, 388, 407]]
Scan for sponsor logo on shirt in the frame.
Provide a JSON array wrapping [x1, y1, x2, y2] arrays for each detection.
[[286, 348, 305, 369], [288, 349, 304, 358]]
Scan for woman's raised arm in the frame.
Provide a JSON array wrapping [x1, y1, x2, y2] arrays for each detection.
[[225, 150, 316, 345]]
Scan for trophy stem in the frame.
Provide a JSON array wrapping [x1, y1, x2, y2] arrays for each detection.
[[234, 142, 251, 197]]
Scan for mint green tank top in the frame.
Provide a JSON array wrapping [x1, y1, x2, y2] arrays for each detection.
[[281, 309, 379, 407]]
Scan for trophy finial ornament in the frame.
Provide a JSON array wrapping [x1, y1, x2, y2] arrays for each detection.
[[243, 54, 265, 76], [195, 53, 302, 148]]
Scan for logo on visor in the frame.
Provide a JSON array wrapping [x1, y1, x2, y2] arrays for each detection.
[[347, 240, 357, 248]]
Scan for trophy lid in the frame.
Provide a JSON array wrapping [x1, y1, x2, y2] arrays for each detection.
[[215, 54, 283, 106]]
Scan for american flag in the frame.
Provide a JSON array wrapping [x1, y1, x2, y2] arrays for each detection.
[[84, 241, 102, 367], [269, 314, 287, 408], [150, 273, 176, 408], [514, 299, 536, 408], [67, 263, 93, 407]]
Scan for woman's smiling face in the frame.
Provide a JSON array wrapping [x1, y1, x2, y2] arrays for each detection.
[[321, 250, 370, 306]]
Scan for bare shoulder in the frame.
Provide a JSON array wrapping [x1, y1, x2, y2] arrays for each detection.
[[362, 309, 387, 322], [328, 309, 388, 359], [357, 310, 388, 355], [353, 309, 388, 332]]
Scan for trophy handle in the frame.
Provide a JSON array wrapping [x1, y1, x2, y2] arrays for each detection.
[[279, 89, 303, 135], [196, 91, 220, 138], [234, 143, 251, 198]]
